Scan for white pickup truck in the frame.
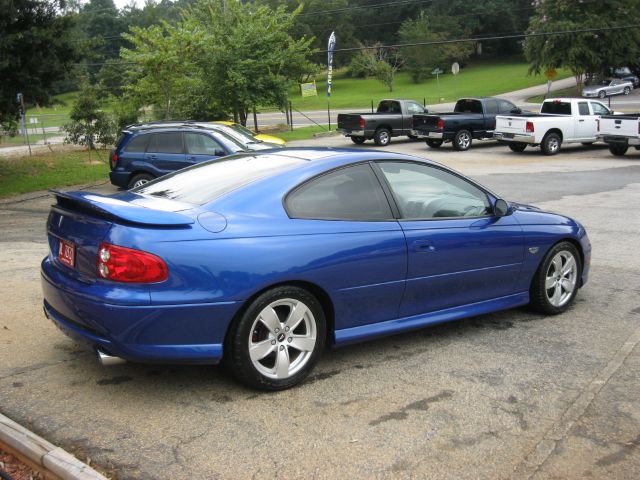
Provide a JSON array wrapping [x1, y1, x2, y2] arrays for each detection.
[[598, 113, 640, 156], [494, 98, 614, 155]]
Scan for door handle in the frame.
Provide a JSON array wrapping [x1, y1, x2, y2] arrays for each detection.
[[187, 156, 196, 161], [148, 154, 157, 160], [578, 119, 585, 122], [412, 240, 435, 252]]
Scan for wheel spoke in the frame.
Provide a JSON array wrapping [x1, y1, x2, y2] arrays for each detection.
[[545, 276, 556, 289], [249, 339, 275, 362], [285, 302, 308, 331], [551, 285, 562, 305], [561, 256, 575, 276], [289, 335, 316, 352], [275, 347, 290, 379], [561, 278, 575, 293], [552, 255, 562, 275], [259, 307, 280, 334]]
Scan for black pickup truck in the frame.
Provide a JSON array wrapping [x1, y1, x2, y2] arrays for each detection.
[[411, 97, 520, 151], [337, 99, 428, 146]]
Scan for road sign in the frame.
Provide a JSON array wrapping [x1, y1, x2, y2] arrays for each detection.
[[451, 62, 460, 75], [545, 68, 557, 80], [431, 68, 443, 75], [300, 82, 317, 97], [29, 117, 38, 124]]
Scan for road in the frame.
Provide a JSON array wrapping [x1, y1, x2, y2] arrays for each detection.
[[1, 138, 639, 479]]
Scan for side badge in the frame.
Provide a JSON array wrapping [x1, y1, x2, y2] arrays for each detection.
[[528, 247, 539, 254]]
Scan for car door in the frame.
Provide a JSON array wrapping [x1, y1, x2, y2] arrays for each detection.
[[145, 131, 187, 174], [405, 101, 427, 133], [590, 101, 612, 119], [483, 99, 499, 131], [375, 161, 525, 318], [285, 163, 407, 331], [184, 132, 228, 164], [575, 101, 597, 139]]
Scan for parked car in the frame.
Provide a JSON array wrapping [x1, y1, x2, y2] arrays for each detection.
[[109, 123, 270, 189], [411, 97, 520, 151], [494, 98, 614, 155], [606, 66, 640, 88], [213, 121, 286, 145], [42, 148, 590, 390], [337, 99, 428, 146], [582, 78, 633, 98], [598, 113, 640, 156]]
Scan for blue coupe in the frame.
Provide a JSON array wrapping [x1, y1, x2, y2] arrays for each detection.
[[41, 148, 591, 390]]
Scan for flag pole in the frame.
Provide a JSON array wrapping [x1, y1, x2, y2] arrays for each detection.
[[327, 31, 336, 131]]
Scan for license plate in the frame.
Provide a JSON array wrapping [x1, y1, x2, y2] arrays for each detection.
[[502, 133, 515, 139], [58, 239, 76, 268]]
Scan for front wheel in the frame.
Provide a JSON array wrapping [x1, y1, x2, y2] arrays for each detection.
[[529, 242, 581, 315], [426, 139, 443, 149], [350, 136, 366, 145], [541, 132, 562, 156], [598, 90, 606, 99], [508, 142, 527, 152], [452, 129, 472, 151], [224, 286, 326, 390], [624, 86, 631, 95], [609, 144, 628, 156], [374, 128, 391, 146]]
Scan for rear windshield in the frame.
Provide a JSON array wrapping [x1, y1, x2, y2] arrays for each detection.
[[541, 101, 572, 115], [377, 101, 401, 113], [132, 154, 305, 205], [454, 99, 483, 114]]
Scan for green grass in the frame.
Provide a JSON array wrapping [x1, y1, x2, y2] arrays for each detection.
[[0, 149, 110, 198], [286, 57, 572, 110], [276, 125, 330, 142], [25, 91, 79, 128], [0, 133, 60, 146], [526, 86, 582, 103]]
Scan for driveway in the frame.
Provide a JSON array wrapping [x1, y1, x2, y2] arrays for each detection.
[[1, 137, 639, 479]]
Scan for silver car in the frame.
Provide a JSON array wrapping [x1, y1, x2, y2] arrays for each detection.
[[582, 78, 633, 98]]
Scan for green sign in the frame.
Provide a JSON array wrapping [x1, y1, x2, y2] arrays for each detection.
[[301, 82, 317, 97]]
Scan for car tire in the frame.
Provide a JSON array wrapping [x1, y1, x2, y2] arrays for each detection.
[[609, 144, 628, 156], [541, 132, 562, 156], [624, 86, 631, 95], [426, 139, 443, 149], [224, 286, 326, 391], [508, 142, 527, 152], [529, 241, 581, 315], [373, 128, 391, 146], [452, 129, 472, 151], [127, 173, 154, 189], [350, 137, 366, 145], [598, 90, 606, 99]]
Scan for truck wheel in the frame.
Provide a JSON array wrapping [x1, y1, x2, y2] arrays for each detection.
[[598, 90, 606, 99], [374, 128, 391, 146], [452, 130, 472, 151], [624, 86, 631, 95], [426, 139, 443, 148], [508, 142, 527, 152], [350, 137, 366, 145], [541, 132, 562, 156], [609, 144, 628, 156]]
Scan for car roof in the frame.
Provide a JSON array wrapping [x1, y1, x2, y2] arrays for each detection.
[[122, 122, 226, 134]]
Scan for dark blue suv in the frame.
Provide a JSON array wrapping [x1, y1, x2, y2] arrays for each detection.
[[109, 123, 251, 189]]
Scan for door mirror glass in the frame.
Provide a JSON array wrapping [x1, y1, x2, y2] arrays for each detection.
[[494, 199, 510, 217]]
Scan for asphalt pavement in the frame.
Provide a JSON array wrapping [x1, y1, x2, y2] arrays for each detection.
[[1, 137, 639, 479]]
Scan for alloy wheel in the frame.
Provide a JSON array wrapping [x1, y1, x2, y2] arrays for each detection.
[[545, 251, 578, 307]]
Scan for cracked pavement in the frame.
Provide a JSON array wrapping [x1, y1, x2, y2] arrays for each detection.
[[1, 138, 639, 479]]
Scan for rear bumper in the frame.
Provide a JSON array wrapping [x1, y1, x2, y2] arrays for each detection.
[[600, 135, 640, 146], [337, 129, 366, 137], [411, 130, 452, 140], [109, 170, 130, 188], [41, 257, 239, 365], [494, 132, 536, 144]]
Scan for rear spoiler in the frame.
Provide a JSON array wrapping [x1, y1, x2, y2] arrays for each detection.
[[51, 190, 195, 227]]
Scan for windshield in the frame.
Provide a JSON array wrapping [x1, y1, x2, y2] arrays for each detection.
[[132, 153, 305, 205], [231, 123, 258, 139]]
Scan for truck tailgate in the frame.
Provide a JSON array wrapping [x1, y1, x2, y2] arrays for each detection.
[[337, 114, 363, 131], [600, 115, 640, 137], [496, 116, 528, 134], [413, 115, 440, 129]]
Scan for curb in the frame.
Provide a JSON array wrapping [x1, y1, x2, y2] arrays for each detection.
[[0, 413, 107, 480], [313, 130, 339, 138]]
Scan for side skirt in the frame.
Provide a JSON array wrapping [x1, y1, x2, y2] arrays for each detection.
[[334, 292, 529, 346]]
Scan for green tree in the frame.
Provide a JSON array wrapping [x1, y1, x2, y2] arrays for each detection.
[[62, 82, 116, 151], [525, 0, 640, 89], [0, 0, 79, 128], [373, 47, 403, 92]]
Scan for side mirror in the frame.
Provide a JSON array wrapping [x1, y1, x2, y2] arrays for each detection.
[[215, 149, 226, 157], [494, 199, 510, 217]]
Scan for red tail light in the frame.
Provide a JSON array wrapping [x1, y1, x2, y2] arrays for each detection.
[[110, 153, 118, 169], [97, 242, 168, 283], [358, 117, 366, 129], [436, 118, 444, 130], [526, 121, 535, 133], [596, 119, 600, 132]]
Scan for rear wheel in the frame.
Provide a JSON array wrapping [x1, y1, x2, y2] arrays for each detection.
[[224, 286, 326, 390], [128, 173, 154, 189], [541, 132, 562, 156], [598, 90, 606, 99], [452, 129, 472, 151], [350, 136, 366, 145], [508, 142, 527, 152], [426, 139, 443, 148], [529, 242, 581, 315], [374, 128, 391, 146], [609, 144, 628, 156], [624, 86, 631, 95]]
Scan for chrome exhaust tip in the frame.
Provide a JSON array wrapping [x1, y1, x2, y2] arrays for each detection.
[[96, 349, 126, 366]]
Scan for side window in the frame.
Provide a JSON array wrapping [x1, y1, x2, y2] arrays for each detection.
[[286, 164, 392, 221], [484, 100, 498, 114], [578, 102, 590, 116], [590, 102, 610, 115], [185, 133, 223, 155], [378, 162, 491, 219], [123, 134, 149, 152], [498, 100, 516, 113], [147, 132, 183, 154], [407, 102, 425, 114]]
